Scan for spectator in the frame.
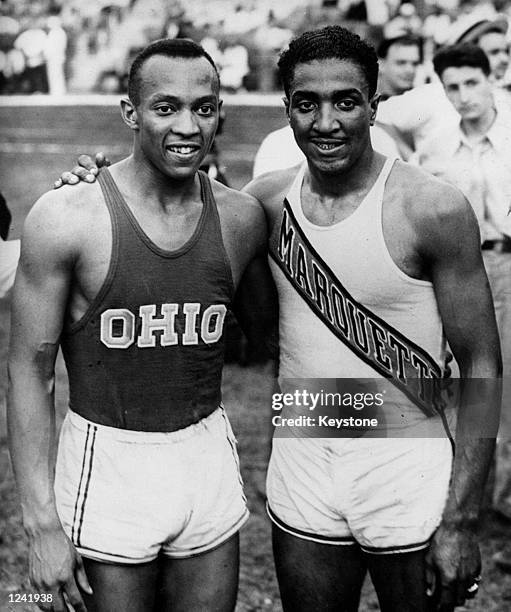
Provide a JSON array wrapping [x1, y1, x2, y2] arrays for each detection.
[[14, 23, 48, 93], [416, 43, 511, 573], [377, 16, 511, 158], [449, 15, 509, 83], [45, 15, 67, 96], [377, 34, 421, 100], [220, 43, 249, 92]]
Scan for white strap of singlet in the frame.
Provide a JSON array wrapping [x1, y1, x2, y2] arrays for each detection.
[[373, 157, 396, 194], [285, 162, 307, 209]]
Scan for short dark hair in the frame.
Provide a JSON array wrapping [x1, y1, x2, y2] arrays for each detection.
[[128, 38, 220, 106], [278, 25, 379, 98], [433, 43, 491, 79], [377, 35, 422, 60]]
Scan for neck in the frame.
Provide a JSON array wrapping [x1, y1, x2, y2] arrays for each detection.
[[116, 152, 200, 210], [461, 106, 496, 139], [306, 146, 381, 198]]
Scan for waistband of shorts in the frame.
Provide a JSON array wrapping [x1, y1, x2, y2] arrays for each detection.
[[65, 406, 225, 443]]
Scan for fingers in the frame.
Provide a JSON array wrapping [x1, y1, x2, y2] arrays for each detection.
[[63, 577, 88, 612], [59, 171, 80, 186], [94, 152, 111, 168], [75, 556, 93, 595], [72, 165, 96, 183], [424, 549, 437, 598], [77, 154, 98, 172], [36, 589, 65, 612], [35, 580, 88, 612]]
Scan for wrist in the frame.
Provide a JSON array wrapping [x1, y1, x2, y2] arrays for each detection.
[[22, 507, 62, 537], [440, 511, 479, 532]]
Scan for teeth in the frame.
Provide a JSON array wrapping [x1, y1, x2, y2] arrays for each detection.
[[168, 146, 196, 154], [316, 143, 338, 150]]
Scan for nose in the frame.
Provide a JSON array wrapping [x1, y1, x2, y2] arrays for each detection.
[[458, 85, 470, 104], [173, 108, 200, 136], [313, 103, 339, 133]]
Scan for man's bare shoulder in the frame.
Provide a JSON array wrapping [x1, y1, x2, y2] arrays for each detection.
[[245, 166, 299, 201], [22, 181, 106, 257], [389, 161, 480, 259], [211, 178, 265, 229], [244, 166, 300, 228], [391, 160, 473, 224]]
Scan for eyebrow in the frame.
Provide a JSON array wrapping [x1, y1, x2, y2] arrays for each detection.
[[148, 94, 218, 104], [291, 88, 364, 99]]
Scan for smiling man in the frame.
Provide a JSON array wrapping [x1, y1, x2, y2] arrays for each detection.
[[8, 39, 270, 612], [377, 34, 421, 100], [244, 26, 501, 611]]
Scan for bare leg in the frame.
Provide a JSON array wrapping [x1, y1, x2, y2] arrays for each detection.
[[366, 549, 429, 612], [81, 557, 159, 612], [272, 524, 366, 612], [156, 533, 239, 612]]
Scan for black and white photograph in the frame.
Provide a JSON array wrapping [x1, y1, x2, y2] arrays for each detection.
[[1, 0, 511, 610]]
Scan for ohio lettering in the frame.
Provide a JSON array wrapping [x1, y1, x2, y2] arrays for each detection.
[[100, 303, 227, 349]]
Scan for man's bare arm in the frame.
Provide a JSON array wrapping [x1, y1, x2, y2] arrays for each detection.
[[8, 193, 91, 611], [419, 185, 501, 609], [232, 254, 279, 360]]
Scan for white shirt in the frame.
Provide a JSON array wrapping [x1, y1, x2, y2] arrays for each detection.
[[0, 239, 20, 299], [252, 125, 401, 178], [377, 81, 511, 153], [416, 100, 511, 241]]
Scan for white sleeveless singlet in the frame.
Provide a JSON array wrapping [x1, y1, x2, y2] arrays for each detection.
[[269, 158, 448, 430]]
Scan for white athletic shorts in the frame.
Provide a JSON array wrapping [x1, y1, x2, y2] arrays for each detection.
[[55, 407, 248, 564], [267, 437, 453, 554]]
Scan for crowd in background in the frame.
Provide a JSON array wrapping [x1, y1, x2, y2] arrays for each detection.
[[2, 0, 511, 95]]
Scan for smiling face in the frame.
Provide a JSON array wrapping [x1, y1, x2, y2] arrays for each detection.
[[125, 54, 221, 181], [381, 42, 420, 95], [441, 65, 493, 121], [285, 57, 378, 176]]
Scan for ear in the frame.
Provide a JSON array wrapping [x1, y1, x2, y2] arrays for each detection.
[[369, 93, 381, 126], [120, 98, 139, 131], [283, 96, 290, 120]]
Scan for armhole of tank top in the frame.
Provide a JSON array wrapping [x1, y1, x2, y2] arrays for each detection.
[[198, 171, 235, 298], [376, 158, 433, 287], [66, 168, 120, 334]]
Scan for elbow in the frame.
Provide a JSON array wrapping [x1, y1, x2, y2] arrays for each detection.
[[8, 342, 58, 394]]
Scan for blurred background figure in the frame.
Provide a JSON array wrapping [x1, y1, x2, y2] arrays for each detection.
[[13, 20, 48, 93], [448, 13, 510, 83], [377, 13, 511, 159], [377, 33, 422, 99], [45, 15, 67, 95], [220, 42, 250, 92]]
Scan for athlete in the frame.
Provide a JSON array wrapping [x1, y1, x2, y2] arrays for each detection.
[[245, 27, 500, 612], [56, 27, 501, 612], [8, 39, 272, 612]]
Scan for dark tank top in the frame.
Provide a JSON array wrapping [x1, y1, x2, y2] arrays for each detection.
[[61, 168, 234, 432]]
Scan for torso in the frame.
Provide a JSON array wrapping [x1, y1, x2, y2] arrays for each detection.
[[60, 165, 263, 432], [251, 155, 447, 430]]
